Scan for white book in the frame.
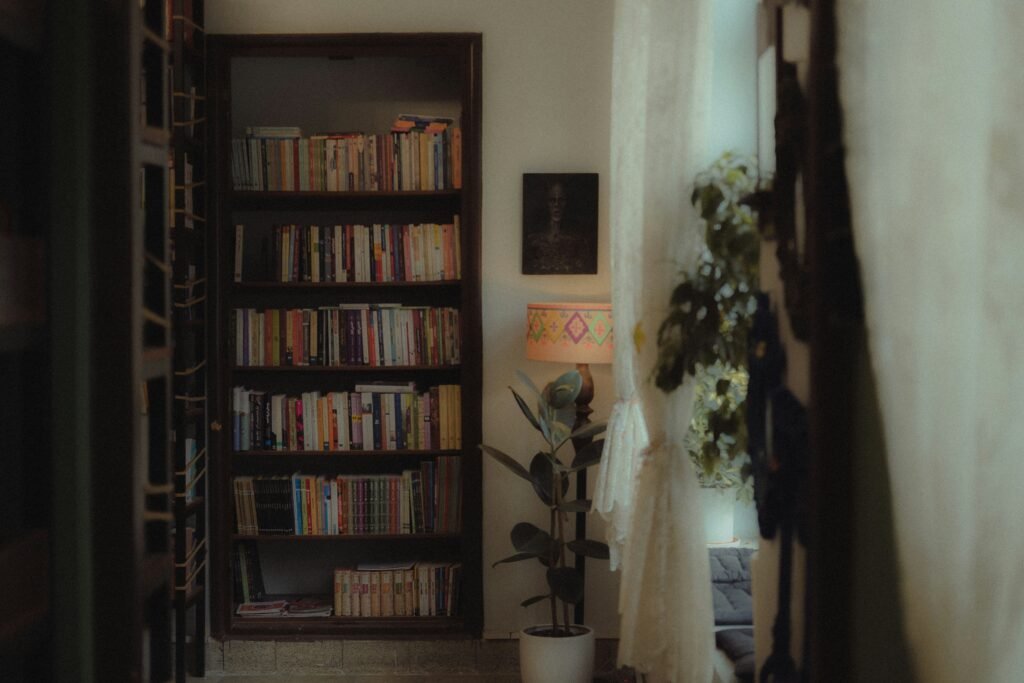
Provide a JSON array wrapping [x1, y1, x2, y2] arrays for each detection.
[[383, 394, 396, 450], [380, 308, 394, 367], [309, 391, 322, 451], [359, 307, 371, 366], [300, 392, 312, 452], [334, 391, 350, 450], [361, 226, 373, 283], [334, 225, 345, 283], [360, 392, 374, 451], [401, 471, 412, 533]]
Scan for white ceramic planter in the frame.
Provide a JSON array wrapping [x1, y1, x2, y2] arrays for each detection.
[[519, 624, 595, 683]]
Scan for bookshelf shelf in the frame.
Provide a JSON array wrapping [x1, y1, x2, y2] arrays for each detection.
[[230, 190, 461, 212], [230, 364, 462, 373], [209, 33, 483, 639], [229, 614, 468, 638], [232, 280, 461, 290], [233, 533, 462, 542], [234, 449, 463, 457]]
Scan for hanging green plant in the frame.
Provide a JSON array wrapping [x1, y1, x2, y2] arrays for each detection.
[[654, 151, 761, 494]]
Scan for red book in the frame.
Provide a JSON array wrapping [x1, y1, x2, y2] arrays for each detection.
[[294, 396, 304, 451], [452, 127, 462, 189]]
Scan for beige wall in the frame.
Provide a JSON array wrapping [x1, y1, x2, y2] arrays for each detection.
[[207, 0, 763, 642], [207, 0, 619, 638]]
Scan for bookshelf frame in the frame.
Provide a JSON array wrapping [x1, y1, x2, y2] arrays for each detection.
[[169, 0, 209, 680], [208, 33, 483, 640]]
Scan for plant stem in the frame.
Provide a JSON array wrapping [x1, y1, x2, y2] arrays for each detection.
[[549, 488, 558, 632], [555, 470, 570, 632]]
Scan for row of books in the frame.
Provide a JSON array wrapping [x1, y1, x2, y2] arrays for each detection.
[[233, 305, 461, 368], [231, 117, 462, 192], [333, 562, 462, 618], [232, 458, 462, 536], [234, 541, 265, 604], [234, 220, 461, 284], [232, 383, 463, 452]]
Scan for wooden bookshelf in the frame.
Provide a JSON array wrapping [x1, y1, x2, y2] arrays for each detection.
[[169, 1, 209, 680], [208, 33, 482, 639]]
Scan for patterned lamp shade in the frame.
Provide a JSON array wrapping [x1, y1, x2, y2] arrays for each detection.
[[525, 302, 614, 365]]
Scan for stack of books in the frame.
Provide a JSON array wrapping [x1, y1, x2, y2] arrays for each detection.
[[235, 596, 333, 618]]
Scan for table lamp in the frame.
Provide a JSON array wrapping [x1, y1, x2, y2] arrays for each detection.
[[525, 302, 614, 624]]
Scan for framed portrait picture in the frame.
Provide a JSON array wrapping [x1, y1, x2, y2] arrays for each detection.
[[521, 173, 598, 274]]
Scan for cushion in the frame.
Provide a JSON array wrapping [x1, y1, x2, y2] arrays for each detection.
[[710, 547, 754, 626], [716, 628, 756, 682]]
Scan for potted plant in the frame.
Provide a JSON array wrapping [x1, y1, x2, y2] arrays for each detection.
[[654, 152, 760, 540], [479, 369, 609, 683]]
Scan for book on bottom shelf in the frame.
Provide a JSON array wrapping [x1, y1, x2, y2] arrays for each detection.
[[333, 561, 461, 618], [235, 596, 333, 618], [235, 600, 288, 617], [232, 541, 266, 604]]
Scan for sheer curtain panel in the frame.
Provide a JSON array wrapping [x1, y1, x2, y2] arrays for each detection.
[[593, 0, 715, 680]]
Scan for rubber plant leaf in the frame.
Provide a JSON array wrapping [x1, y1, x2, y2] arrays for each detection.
[[479, 444, 532, 484], [515, 369, 542, 399], [546, 566, 584, 604], [511, 522, 557, 559], [569, 421, 607, 441], [493, 552, 540, 568], [548, 420, 574, 451], [543, 370, 582, 409], [568, 438, 605, 472], [530, 452, 569, 505], [509, 387, 542, 432], [520, 594, 551, 608], [558, 499, 592, 513], [567, 539, 611, 560]]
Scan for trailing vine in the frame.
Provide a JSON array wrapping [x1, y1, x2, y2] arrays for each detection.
[[654, 152, 761, 492]]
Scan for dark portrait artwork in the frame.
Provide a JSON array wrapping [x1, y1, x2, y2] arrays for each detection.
[[521, 173, 598, 274]]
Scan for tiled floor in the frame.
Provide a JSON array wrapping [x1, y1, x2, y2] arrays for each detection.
[[190, 637, 622, 681]]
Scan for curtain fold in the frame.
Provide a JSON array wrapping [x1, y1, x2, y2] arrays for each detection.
[[593, 0, 715, 679], [837, 2, 1024, 680]]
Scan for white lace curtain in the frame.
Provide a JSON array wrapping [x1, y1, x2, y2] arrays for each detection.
[[837, 1, 1024, 680], [592, 0, 715, 680]]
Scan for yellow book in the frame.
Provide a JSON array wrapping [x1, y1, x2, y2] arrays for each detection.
[[370, 571, 381, 616], [381, 570, 394, 616], [285, 309, 294, 365], [310, 307, 318, 365], [271, 309, 280, 366], [453, 384, 461, 449]]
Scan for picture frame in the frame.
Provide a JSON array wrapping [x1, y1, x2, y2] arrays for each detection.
[[521, 173, 598, 275]]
